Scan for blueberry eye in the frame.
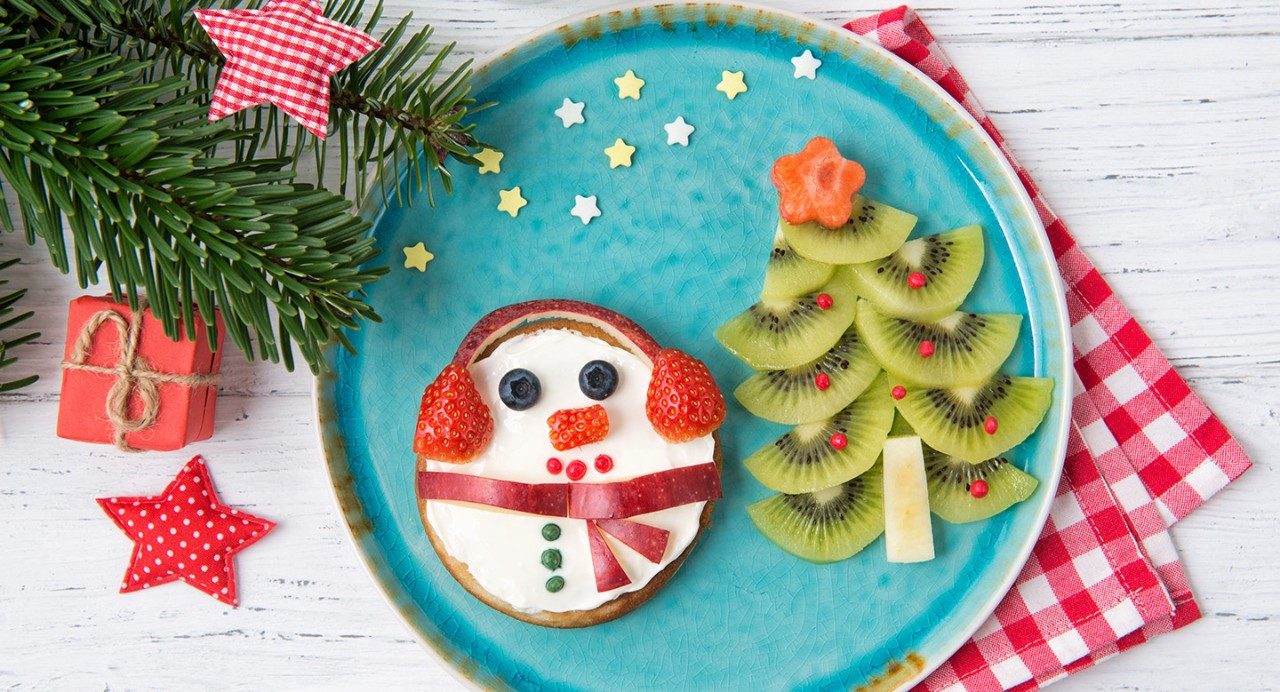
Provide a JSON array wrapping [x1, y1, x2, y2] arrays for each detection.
[[578, 360, 619, 401], [499, 368, 541, 411]]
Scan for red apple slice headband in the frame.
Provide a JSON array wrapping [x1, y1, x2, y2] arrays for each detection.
[[413, 299, 726, 462]]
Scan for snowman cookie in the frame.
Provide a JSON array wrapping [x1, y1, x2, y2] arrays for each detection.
[[413, 300, 727, 627]]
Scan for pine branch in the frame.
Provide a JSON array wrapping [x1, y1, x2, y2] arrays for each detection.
[[0, 21, 387, 373], [56, 0, 486, 202], [0, 251, 38, 392]]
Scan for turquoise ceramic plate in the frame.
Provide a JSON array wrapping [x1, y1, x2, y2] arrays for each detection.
[[316, 3, 1071, 689]]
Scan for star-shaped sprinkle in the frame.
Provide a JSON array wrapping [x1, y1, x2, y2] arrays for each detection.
[[664, 116, 695, 146], [403, 242, 434, 271], [614, 70, 645, 100], [194, 0, 381, 138], [716, 70, 748, 100], [97, 456, 275, 607], [571, 195, 601, 225], [475, 148, 503, 174], [498, 187, 528, 217], [604, 139, 636, 168], [555, 98, 586, 128], [792, 50, 822, 80]]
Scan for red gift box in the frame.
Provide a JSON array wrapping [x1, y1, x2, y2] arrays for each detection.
[[56, 296, 224, 452]]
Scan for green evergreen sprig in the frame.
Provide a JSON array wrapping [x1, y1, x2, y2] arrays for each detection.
[[0, 251, 37, 392]]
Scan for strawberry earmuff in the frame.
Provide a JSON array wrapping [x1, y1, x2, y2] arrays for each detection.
[[645, 349, 726, 443], [414, 364, 494, 463]]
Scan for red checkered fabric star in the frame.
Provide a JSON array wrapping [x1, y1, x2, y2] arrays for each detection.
[[194, 0, 380, 138], [97, 456, 276, 607]]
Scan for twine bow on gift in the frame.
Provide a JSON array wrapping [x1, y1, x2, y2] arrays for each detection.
[[59, 300, 220, 452]]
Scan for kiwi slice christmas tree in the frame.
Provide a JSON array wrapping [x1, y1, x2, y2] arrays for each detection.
[[725, 135, 1053, 566]]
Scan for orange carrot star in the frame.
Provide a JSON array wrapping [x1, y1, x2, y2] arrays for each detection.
[[770, 137, 867, 229]]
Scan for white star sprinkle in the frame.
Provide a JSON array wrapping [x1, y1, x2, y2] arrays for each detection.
[[663, 116, 695, 146], [554, 98, 585, 128], [791, 50, 822, 80], [571, 195, 601, 225]]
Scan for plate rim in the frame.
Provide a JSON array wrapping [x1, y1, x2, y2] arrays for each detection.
[[313, 3, 1074, 690]]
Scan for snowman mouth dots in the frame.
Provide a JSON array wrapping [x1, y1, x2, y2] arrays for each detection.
[[413, 299, 726, 628]]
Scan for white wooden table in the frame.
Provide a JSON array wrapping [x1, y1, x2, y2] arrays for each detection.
[[2, 1, 1277, 688]]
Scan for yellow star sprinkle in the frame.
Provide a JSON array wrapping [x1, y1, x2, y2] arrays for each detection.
[[603, 139, 636, 169], [497, 186, 528, 217], [402, 242, 434, 272], [614, 70, 645, 100], [716, 70, 748, 100], [475, 147, 503, 174]]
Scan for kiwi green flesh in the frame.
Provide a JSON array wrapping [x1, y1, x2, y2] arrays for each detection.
[[745, 375, 894, 493], [856, 300, 1022, 388], [780, 197, 917, 265], [895, 374, 1054, 463], [734, 327, 880, 425], [715, 271, 856, 370], [925, 447, 1039, 523], [849, 225, 985, 321], [761, 234, 836, 300], [746, 462, 885, 563]]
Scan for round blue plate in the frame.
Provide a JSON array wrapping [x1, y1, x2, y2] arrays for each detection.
[[316, 3, 1071, 689]]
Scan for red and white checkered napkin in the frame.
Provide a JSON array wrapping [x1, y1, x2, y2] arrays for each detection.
[[843, 7, 1254, 690]]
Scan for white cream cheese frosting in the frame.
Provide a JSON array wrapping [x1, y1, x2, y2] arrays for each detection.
[[424, 328, 716, 613]]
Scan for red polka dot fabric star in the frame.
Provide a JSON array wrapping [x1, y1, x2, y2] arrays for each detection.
[[97, 456, 275, 607], [194, 0, 381, 138]]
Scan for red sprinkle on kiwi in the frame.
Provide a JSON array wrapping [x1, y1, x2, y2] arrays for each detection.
[[918, 340, 935, 358], [829, 433, 848, 450], [907, 272, 927, 289], [566, 460, 587, 481], [546, 458, 563, 474], [814, 372, 831, 390], [815, 293, 834, 310], [891, 385, 907, 400], [983, 416, 999, 435], [969, 479, 989, 499]]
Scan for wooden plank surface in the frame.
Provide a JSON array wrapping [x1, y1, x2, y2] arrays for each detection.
[[1, 1, 1277, 688]]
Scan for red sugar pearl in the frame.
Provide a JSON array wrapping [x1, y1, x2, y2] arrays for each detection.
[[594, 454, 613, 473], [829, 433, 848, 450], [814, 372, 831, 390], [969, 479, 990, 499], [891, 385, 907, 400], [545, 458, 563, 475], [907, 272, 927, 289], [815, 293, 834, 310], [918, 340, 935, 358], [983, 416, 999, 435], [565, 460, 587, 481]]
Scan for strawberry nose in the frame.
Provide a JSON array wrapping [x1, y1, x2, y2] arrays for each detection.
[[546, 404, 610, 451]]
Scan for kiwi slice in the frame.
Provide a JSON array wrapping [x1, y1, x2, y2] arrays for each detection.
[[733, 327, 880, 424], [746, 462, 885, 563], [855, 300, 1022, 387], [895, 374, 1053, 463], [780, 196, 917, 265], [744, 375, 894, 493], [924, 446, 1038, 523], [848, 225, 985, 321], [716, 271, 856, 369], [761, 231, 836, 300]]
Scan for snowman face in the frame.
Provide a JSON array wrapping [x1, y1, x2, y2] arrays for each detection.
[[422, 327, 716, 613]]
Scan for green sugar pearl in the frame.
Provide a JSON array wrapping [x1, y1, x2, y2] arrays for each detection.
[[541, 548, 562, 571], [541, 523, 561, 541], [545, 576, 565, 593]]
